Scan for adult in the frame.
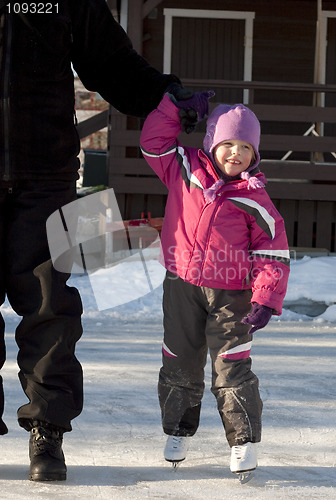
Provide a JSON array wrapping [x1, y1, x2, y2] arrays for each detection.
[[0, 0, 194, 481]]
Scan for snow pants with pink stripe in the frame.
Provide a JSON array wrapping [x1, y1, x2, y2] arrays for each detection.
[[158, 271, 263, 447]]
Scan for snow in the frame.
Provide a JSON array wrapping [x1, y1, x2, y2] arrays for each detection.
[[284, 256, 335, 304], [0, 254, 335, 498]]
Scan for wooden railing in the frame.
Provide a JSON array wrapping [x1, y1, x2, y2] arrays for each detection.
[[76, 109, 109, 140], [76, 81, 336, 251]]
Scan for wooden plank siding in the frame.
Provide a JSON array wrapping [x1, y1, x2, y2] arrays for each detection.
[[83, 1, 336, 251], [75, 86, 336, 252], [109, 128, 336, 154], [106, 97, 336, 251]]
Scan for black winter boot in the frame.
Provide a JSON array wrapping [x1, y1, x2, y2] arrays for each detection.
[[29, 421, 66, 481]]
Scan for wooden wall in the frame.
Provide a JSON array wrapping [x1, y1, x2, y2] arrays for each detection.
[[105, 0, 336, 250]]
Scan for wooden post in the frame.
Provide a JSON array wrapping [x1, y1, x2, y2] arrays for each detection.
[[142, 0, 163, 19], [127, 0, 143, 54], [313, 0, 324, 162]]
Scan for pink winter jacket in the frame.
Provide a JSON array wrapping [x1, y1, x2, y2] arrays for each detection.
[[140, 94, 290, 314]]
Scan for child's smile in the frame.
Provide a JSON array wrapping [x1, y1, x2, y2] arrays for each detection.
[[214, 140, 254, 177]]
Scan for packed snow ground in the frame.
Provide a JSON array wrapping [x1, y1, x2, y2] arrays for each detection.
[[0, 255, 335, 499]]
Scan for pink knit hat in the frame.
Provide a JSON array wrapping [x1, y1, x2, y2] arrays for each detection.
[[203, 104, 261, 170]]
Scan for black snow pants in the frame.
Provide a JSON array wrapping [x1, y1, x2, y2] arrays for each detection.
[[158, 271, 263, 447], [0, 180, 83, 434]]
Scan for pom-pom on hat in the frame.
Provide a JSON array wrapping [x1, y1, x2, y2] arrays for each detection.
[[203, 104, 261, 169]]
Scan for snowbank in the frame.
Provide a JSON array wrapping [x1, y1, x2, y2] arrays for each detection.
[[1, 255, 335, 324]]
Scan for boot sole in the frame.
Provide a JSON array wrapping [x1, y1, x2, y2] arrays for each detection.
[[29, 472, 66, 481], [231, 466, 256, 473]]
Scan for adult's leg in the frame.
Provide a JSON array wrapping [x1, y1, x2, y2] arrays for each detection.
[[5, 180, 83, 432], [0, 313, 7, 435], [158, 272, 208, 436], [204, 288, 263, 446], [0, 187, 8, 434]]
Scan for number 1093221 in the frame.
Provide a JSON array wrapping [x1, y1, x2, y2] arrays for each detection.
[[6, 3, 59, 14]]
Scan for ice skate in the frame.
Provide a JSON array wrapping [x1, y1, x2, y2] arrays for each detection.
[[230, 442, 257, 483], [164, 435, 189, 469]]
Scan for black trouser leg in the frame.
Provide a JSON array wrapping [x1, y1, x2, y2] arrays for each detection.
[[0, 187, 9, 434], [205, 288, 263, 446], [158, 272, 262, 444], [2, 180, 83, 432], [0, 313, 8, 435], [158, 272, 208, 436]]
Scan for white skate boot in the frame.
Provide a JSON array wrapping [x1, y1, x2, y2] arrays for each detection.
[[164, 436, 189, 469], [230, 442, 257, 483]]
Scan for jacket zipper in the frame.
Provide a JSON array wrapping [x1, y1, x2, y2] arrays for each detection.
[[2, 12, 12, 181], [185, 196, 219, 286], [192, 190, 250, 288], [189, 170, 222, 282], [196, 198, 221, 285]]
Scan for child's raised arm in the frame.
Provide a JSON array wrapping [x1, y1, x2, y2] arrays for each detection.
[[140, 91, 214, 185]]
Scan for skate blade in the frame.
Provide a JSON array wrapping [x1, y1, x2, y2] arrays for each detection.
[[165, 458, 185, 470], [236, 470, 255, 484]]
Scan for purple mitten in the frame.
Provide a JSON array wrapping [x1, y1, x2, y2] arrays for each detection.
[[167, 89, 215, 133], [175, 90, 215, 120], [241, 303, 273, 334]]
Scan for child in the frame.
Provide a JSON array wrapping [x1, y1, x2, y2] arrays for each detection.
[[140, 91, 289, 478]]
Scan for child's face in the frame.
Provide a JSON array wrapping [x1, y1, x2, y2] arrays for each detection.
[[213, 140, 254, 177]]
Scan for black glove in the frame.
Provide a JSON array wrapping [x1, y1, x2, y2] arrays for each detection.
[[166, 84, 215, 133], [165, 82, 194, 101]]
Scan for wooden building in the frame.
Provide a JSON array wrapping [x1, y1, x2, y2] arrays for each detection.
[[78, 0, 336, 252]]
